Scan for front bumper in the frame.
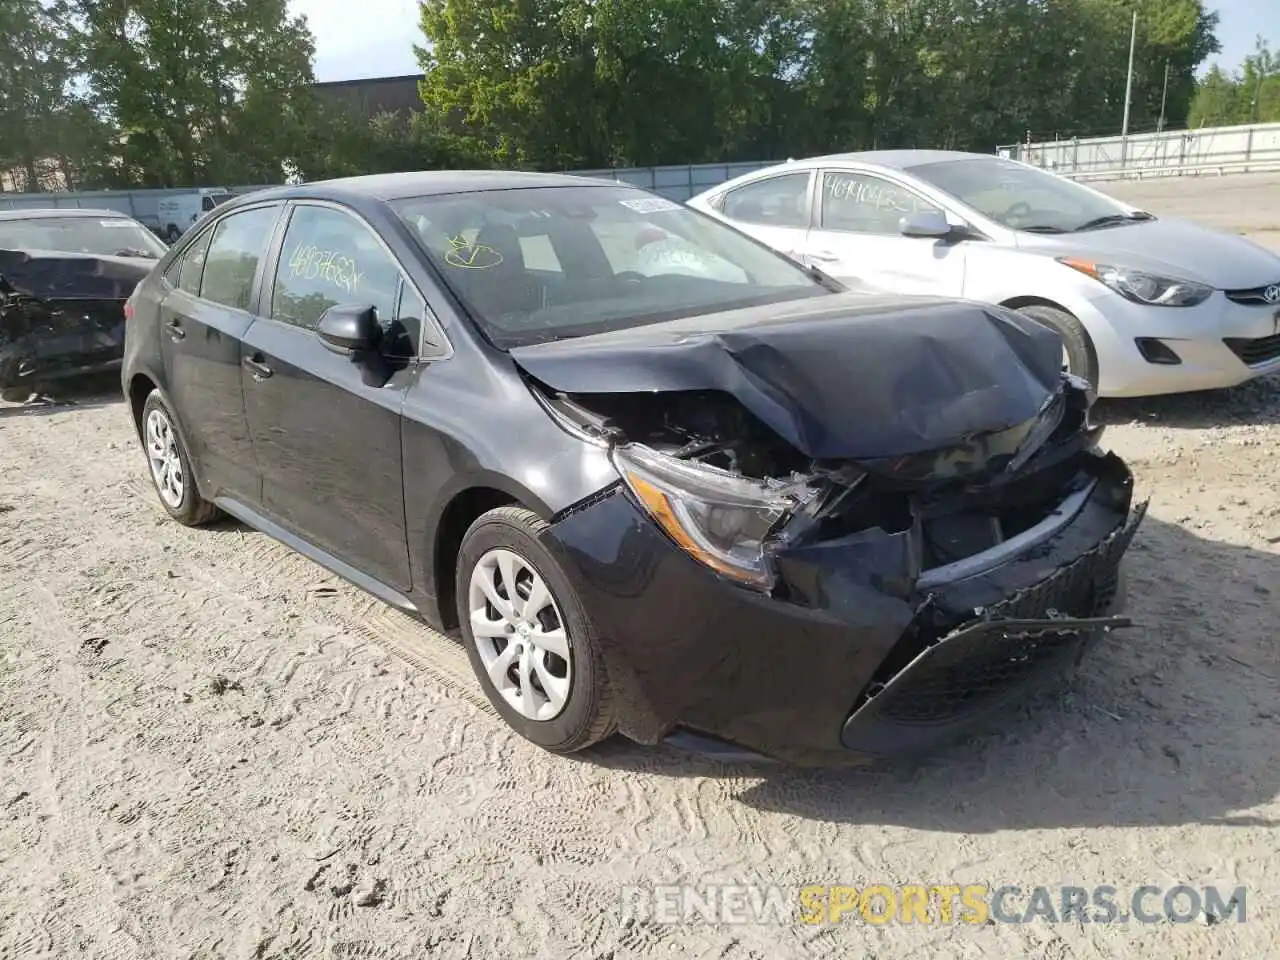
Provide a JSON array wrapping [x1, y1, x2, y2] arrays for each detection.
[[0, 322, 126, 391], [546, 451, 1146, 766], [1079, 290, 1280, 398]]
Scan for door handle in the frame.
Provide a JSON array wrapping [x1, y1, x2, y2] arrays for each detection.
[[164, 317, 186, 340], [242, 355, 273, 381]]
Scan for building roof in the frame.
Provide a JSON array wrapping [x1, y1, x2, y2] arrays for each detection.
[[312, 74, 426, 118]]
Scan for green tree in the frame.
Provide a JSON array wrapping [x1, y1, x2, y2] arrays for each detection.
[[1188, 36, 1280, 127], [0, 0, 91, 191], [73, 0, 319, 187]]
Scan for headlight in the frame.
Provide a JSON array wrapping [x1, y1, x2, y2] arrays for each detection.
[[1059, 258, 1213, 307], [610, 443, 811, 590]]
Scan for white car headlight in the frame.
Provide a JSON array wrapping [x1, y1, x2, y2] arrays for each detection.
[[610, 442, 813, 590], [1059, 258, 1213, 307]]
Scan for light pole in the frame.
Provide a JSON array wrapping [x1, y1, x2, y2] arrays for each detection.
[[1121, 9, 1137, 167]]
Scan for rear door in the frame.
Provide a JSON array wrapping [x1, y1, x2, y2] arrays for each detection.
[[709, 170, 815, 264], [157, 202, 283, 503], [804, 169, 967, 295], [240, 201, 421, 592]]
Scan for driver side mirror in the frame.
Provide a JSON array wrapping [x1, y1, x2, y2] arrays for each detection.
[[898, 210, 955, 239], [317, 304, 380, 356]]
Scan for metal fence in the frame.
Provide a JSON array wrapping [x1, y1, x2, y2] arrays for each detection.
[[998, 122, 1280, 181], [0, 160, 783, 226], [567, 160, 779, 200]]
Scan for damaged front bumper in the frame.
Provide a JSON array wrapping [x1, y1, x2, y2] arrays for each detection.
[[840, 499, 1145, 759], [546, 449, 1147, 767], [0, 299, 127, 392]]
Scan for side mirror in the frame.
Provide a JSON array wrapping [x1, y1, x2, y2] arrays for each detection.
[[317, 304, 380, 356], [899, 210, 955, 239]]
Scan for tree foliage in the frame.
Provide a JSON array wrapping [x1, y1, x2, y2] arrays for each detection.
[[416, 0, 1224, 169], [0, 0, 1262, 192], [1189, 37, 1280, 126], [73, 0, 319, 187]]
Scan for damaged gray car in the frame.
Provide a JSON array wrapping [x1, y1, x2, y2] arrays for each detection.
[[1, 208, 165, 403], [121, 172, 1147, 766]]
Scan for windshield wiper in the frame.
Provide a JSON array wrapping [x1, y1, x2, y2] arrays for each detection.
[[807, 263, 844, 291], [1072, 211, 1153, 232], [1020, 225, 1069, 234]]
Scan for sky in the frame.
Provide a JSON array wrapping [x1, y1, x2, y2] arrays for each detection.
[[293, 0, 1276, 84]]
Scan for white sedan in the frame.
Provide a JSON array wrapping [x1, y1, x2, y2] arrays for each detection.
[[687, 150, 1280, 398]]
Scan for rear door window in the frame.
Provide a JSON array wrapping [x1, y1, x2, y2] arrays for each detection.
[[721, 172, 813, 228], [174, 229, 214, 295], [198, 206, 280, 312]]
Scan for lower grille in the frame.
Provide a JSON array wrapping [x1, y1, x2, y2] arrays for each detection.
[[1224, 334, 1280, 367], [841, 501, 1146, 754]]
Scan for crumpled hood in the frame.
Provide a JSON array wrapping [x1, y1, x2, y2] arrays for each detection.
[[1018, 217, 1280, 289], [0, 247, 154, 301], [509, 292, 1064, 461]]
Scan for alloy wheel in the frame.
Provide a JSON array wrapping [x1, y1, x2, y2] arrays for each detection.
[[145, 408, 184, 509], [467, 547, 573, 721]]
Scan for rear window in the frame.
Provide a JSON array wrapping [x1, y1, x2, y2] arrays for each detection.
[[0, 216, 168, 260], [391, 185, 826, 348]]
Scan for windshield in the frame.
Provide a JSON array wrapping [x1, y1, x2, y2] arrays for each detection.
[[391, 185, 828, 347], [908, 158, 1136, 233], [0, 216, 168, 259]]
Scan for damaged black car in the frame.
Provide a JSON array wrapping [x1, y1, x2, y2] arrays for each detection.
[[121, 172, 1146, 766], [1, 208, 165, 402]]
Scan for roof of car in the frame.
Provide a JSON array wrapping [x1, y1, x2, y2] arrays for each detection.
[[802, 149, 999, 170], [242, 170, 625, 205], [0, 207, 133, 221]]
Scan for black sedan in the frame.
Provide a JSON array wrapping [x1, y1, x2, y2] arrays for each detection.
[[1, 208, 167, 402], [120, 171, 1146, 766]]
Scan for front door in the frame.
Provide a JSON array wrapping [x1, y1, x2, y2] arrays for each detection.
[[157, 203, 281, 503], [804, 170, 967, 296], [240, 202, 419, 592]]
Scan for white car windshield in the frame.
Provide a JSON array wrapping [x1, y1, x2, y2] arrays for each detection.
[[393, 185, 830, 347], [0, 216, 168, 259], [908, 158, 1145, 234]]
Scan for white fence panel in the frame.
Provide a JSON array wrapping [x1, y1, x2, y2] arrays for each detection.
[[1000, 122, 1280, 180]]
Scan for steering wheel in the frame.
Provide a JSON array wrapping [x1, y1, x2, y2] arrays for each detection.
[[1002, 200, 1034, 222]]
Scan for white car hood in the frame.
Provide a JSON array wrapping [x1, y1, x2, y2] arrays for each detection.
[[1019, 217, 1280, 290]]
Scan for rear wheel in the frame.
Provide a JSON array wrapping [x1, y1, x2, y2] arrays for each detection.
[[140, 389, 219, 526], [456, 506, 615, 753], [1015, 303, 1099, 397]]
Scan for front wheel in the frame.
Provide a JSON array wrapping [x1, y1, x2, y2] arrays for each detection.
[[456, 506, 616, 753], [1015, 303, 1099, 399], [140, 389, 219, 526], [1, 387, 31, 403]]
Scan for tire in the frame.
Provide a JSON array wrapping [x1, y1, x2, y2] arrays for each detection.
[[1, 387, 30, 403], [1015, 303, 1099, 397], [139, 389, 219, 526], [455, 506, 616, 753]]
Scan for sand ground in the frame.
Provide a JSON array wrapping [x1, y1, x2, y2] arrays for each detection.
[[1, 175, 1278, 959]]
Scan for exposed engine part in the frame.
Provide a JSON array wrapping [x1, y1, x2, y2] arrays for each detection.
[[529, 375, 1102, 574]]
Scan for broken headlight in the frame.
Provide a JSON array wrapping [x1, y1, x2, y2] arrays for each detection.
[[611, 442, 811, 590]]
